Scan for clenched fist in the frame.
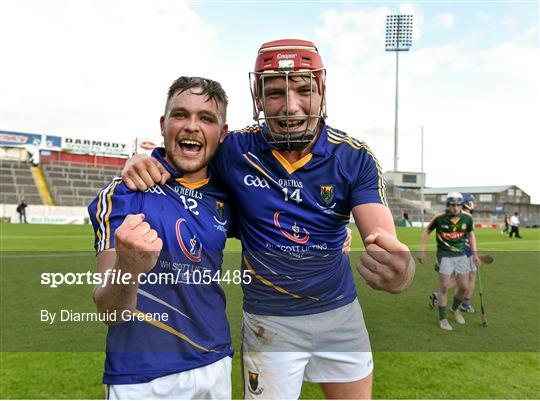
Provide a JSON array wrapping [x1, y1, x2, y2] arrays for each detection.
[[114, 214, 163, 276], [357, 227, 415, 294]]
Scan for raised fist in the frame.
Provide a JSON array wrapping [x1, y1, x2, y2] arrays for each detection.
[[357, 227, 415, 294], [114, 214, 163, 276]]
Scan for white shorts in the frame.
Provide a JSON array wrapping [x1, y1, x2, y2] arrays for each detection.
[[468, 255, 477, 272], [242, 299, 373, 399], [438, 255, 472, 276], [106, 356, 232, 400]]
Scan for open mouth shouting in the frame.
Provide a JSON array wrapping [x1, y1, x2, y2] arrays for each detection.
[[277, 118, 306, 131], [177, 139, 204, 157]]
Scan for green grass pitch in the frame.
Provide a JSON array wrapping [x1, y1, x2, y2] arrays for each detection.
[[1, 223, 539, 399]]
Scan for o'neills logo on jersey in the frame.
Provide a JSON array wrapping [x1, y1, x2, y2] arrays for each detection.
[[440, 231, 465, 240], [277, 53, 296, 60], [176, 218, 202, 262], [273, 211, 309, 244]]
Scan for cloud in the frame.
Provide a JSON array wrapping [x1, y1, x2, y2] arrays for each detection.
[[400, 3, 423, 42], [0, 0, 218, 142], [434, 12, 454, 28], [0, 2, 537, 202], [314, 5, 539, 202], [315, 7, 391, 64]]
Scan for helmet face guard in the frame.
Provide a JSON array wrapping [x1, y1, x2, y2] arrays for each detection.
[[249, 39, 327, 152], [446, 191, 464, 214]]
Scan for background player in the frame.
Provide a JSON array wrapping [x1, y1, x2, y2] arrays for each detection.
[[88, 76, 234, 399], [418, 192, 480, 331], [428, 194, 478, 313], [122, 39, 415, 399]]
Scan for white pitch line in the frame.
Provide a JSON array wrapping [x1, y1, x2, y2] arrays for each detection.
[[1, 235, 90, 239], [1, 253, 92, 258]]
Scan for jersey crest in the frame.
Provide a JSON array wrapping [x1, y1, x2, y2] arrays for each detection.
[[248, 371, 263, 395], [320, 185, 335, 205], [216, 201, 225, 221]]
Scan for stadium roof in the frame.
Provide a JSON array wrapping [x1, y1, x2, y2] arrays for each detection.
[[423, 185, 515, 195]]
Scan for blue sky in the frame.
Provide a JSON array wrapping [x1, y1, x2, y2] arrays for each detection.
[[1, 1, 538, 202], [188, 2, 538, 49]]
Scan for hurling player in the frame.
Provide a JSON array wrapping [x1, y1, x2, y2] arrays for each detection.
[[88, 77, 234, 399], [428, 194, 478, 313], [122, 40, 415, 399], [418, 192, 480, 331]]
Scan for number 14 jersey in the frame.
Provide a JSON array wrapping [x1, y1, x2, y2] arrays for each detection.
[[212, 123, 387, 316]]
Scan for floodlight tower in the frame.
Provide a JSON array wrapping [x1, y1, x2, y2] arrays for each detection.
[[385, 14, 413, 172]]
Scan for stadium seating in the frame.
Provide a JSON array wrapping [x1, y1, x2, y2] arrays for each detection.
[[41, 162, 123, 206], [0, 160, 42, 205], [385, 185, 436, 224]]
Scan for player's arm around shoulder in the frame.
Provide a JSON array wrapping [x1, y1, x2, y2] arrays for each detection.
[[121, 130, 241, 191], [352, 203, 415, 294], [122, 153, 171, 191]]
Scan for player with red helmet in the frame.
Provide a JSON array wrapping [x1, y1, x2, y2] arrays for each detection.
[[121, 39, 415, 399], [249, 39, 327, 152]]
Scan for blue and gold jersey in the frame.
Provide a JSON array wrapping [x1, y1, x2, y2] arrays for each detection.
[[212, 123, 387, 316], [88, 148, 233, 385]]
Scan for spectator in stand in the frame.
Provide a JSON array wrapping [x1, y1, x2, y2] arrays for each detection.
[[509, 212, 522, 238], [16, 199, 28, 224]]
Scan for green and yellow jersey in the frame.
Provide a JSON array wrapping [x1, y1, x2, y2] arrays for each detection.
[[427, 211, 474, 257]]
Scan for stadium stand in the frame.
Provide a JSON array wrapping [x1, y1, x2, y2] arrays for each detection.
[[385, 187, 433, 224], [383, 183, 540, 227], [41, 162, 123, 206], [0, 159, 42, 205]]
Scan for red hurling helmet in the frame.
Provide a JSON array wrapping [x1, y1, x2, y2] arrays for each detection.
[[249, 39, 327, 151]]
